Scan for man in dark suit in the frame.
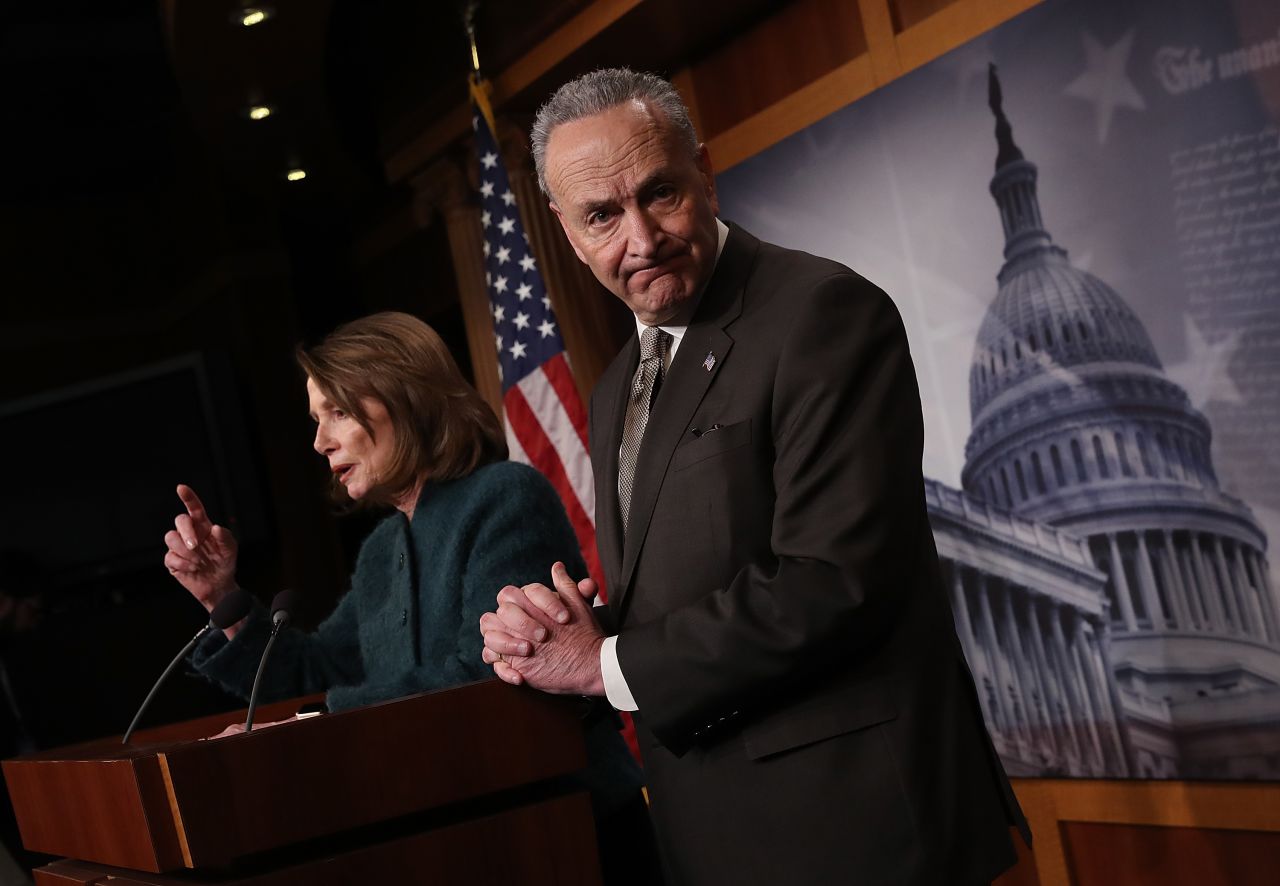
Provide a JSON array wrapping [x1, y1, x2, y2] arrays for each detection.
[[480, 68, 1028, 885]]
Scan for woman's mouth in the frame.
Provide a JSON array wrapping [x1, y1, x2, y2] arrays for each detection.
[[333, 464, 355, 483]]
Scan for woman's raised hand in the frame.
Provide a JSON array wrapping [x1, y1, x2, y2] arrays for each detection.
[[163, 484, 239, 612]]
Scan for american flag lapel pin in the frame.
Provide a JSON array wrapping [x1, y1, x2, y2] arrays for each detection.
[[702, 351, 716, 372]]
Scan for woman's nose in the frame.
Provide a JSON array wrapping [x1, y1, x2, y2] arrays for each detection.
[[313, 424, 333, 455]]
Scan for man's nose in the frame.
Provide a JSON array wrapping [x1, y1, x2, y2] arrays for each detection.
[[623, 208, 663, 258]]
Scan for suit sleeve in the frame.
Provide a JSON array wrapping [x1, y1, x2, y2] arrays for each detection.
[[615, 274, 930, 750]]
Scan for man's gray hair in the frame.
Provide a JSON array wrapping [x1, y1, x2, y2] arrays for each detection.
[[531, 67, 700, 198]]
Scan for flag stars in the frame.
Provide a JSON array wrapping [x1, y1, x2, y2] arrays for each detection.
[[492, 304, 505, 322], [516, 282, 533, 301], [498, 216, 516, 235], [538, 319, 557, 339], [481, 210, 491, 228], [480, 152, 498, 170], [496, 246, 511, 265], [519, 255, 537, 273], [509, 340, 528, 360], [513, 311, 530, 330], [501, 189, 516, 206], [482, 241, 491, 257], [480, 180, 495, 198], [541, 296, 552, 311], [493, 275, 509, 294], [495, 333, 503, 351]]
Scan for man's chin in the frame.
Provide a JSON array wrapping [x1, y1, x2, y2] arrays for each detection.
[[626, 285, 694, 325]]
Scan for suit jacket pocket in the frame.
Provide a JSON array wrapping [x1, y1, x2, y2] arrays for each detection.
[[671, 418, 752, 472], [742, 685, 898, 761]]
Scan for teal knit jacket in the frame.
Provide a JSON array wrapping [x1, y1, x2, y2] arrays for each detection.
[[192, 460, 588, 712]]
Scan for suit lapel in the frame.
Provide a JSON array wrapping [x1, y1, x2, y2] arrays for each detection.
[[612, 225, 756, 622], [593, 334, 636, 597]]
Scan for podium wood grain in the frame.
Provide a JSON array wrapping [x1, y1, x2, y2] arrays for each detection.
[[4, 681, 590, 876]]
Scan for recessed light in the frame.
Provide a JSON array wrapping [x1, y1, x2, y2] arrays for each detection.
[[286, 169, 307, 182], [237, 7, 273, 27], [247, 105, 272, 121]]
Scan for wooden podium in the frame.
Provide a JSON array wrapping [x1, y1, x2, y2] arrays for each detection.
[[2, 680, 601, 885]]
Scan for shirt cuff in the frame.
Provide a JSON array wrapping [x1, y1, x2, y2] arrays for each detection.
[[600, 635, 639, 711]]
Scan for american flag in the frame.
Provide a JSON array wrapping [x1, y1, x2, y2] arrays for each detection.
[[470, 81, 604, 594]]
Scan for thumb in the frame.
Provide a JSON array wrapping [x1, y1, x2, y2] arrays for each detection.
[[551, 562, 592, 617]]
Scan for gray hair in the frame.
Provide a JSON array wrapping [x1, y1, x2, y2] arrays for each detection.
[[531, 67, 700, 198]]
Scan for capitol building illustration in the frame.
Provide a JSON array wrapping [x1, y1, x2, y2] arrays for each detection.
[[924, 67, 1280, 779]]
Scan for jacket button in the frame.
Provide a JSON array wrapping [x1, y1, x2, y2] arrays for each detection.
[[401, 609, 408, 626], [398, 552, 405, 570]]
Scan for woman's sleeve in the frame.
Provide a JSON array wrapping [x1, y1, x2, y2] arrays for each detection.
[[191, 584, 365, 703]]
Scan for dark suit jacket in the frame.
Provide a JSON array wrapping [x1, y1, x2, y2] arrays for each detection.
[[590, 225, 1028, 886]]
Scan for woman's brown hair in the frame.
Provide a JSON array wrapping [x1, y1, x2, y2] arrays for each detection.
[[297, 312, 507, 506]]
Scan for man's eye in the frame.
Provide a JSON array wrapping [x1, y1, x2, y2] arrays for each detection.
[[653, 184, 676, 200], [588, 209, 611, 226]]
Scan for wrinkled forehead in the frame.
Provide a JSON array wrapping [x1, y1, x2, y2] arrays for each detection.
[[545, 100, 688, 204]]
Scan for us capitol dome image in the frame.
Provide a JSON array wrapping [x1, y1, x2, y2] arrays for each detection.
[[923, 66, 1280, 779]]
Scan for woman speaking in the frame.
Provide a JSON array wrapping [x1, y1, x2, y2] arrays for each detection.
[[162, 312, 655, 883]]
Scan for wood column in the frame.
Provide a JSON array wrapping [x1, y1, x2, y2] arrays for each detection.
[[411, 155, 503, 416]]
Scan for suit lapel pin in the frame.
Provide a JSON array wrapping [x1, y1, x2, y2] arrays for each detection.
[[702, 351, 716, 372]]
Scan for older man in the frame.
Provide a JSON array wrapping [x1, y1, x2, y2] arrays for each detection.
[[481, 68, 1028, 885]]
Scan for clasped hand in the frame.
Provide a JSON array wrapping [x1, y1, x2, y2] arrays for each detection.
[[479, 562, 606, 697]]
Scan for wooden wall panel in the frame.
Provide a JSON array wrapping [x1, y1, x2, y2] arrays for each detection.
[[888, 0, 963, 33], [1062, 822, 1280, 886], [690, 0, 867, 141]]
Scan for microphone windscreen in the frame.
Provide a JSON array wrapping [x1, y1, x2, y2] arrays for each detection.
[[270, 588, 300, 625], [209, 588, 253, 630]]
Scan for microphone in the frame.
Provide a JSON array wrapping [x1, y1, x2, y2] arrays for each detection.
[[244, 589, 299, 733], [122, 588, 252, 745]]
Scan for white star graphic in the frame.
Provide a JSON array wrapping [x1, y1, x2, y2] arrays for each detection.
[[472, 115, 479, 131], [541, 296, 552, 311], [479, 180, 495, 198], [481, 152, 498, 170], [1063, 30, 1146, 144], [509, 340, 528, 359], [482, 241, 490, 257], [493, 275, 509, 294], [501, 189, 516, 206], [538, 319, 557, 339], [516, 283, 533, 301], [513, 311, 530, 330], [498, 216, 516, 235], [495, 333, 503, 351], [481, 210, 491, 228], [519, 255, 536, 273], [496, 246, 511, 265], [1165, 315, 1243, 410], [492, 304, 505, 322]]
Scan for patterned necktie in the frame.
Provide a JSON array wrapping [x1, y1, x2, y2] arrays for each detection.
[[618, 326, 672, 533]]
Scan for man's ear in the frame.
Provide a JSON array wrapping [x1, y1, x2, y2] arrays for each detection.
[[695, 144, 719, 216], [549, 201, 588, 264]]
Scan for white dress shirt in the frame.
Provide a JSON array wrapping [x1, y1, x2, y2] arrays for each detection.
[[600, 218, 729, 711]]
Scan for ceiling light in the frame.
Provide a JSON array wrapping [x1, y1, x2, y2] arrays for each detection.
[[247, 105, 272, 121], [237, 7, 273, 27], [286, 169, 307, 182]]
